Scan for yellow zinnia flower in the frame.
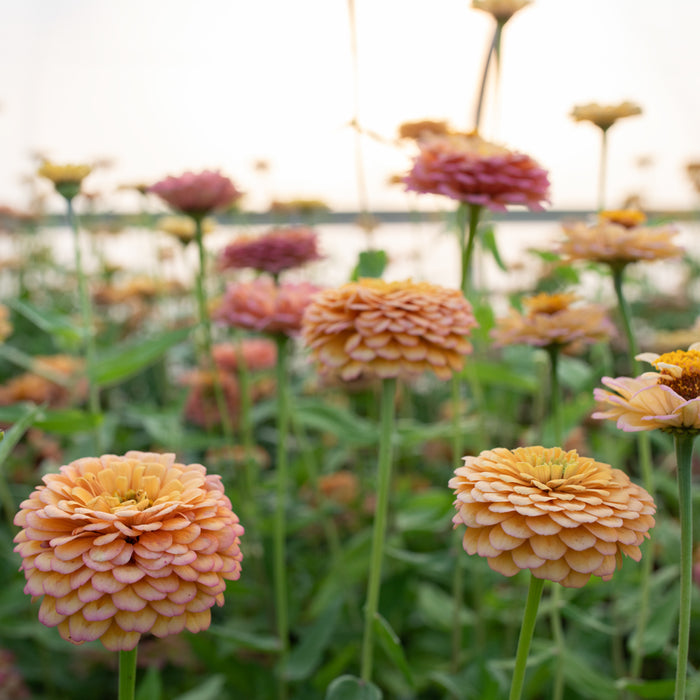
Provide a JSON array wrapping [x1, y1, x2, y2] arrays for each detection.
[[38, 160, 92, 199], [570, 101, 642, 131]]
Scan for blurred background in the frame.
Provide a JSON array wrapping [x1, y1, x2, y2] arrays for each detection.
[[2, 0, 700, 215]]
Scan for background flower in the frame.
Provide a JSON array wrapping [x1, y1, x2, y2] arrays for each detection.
[[13, 451, 244, 652], [450, 446, 656, 587], [149, 170, 242, 217], [570, 101, 642, 131], [302, 278, 477, 380], [212, 339, 277, 373]]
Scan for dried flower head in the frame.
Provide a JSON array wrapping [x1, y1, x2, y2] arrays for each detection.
[[37, 161, 92, 200], [149, 170, 242, 218], [570, 101, 642, 131], [157, 215, 216, 245], [302, 278, 477, 381], [593, 343, 700, 434], [212, 339, 277, 373], [472, 0, 532, 23], [403, 132, 550, 212], [219, 226, 322, 275], [559, 211, 682, 267], [491, 292, 614, 355], [450, 446, 655, 587], [215, 278, 321, 337], [13, 451, 244, 651]]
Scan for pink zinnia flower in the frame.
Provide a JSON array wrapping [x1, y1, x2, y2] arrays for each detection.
[[403, 132, 550, 212], [219, 226, 322, 275], [214, 278, 321, 336], [182, 370, 241, 430], [149, 170, 242, 217], [212, 339, 277, 373], [13, 451, 244, 651]]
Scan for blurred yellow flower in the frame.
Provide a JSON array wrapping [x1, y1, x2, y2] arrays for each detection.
[[37, 160, 92, 200], [157, 215, 216, 245], [472, 0, 531, 23], [570, 101, 642, 131]]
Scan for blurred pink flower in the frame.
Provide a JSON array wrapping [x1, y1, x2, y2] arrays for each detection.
[[149, 170, 242, 217], [215, 278, 321, 336], [403, 132, 550, 212], [182, 370, 241, 430], [219, 226, 322, 275], [212, 339, 277, 373]]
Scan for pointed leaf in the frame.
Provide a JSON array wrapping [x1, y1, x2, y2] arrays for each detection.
[[374, 613, 414, 687], [325, 675, 383, 700], [351, 249, 388, 280], [135, 666, 162, 700], [7, 298, 83, 347], [480, 226, 507, 272], [173, 675, 226, 700]]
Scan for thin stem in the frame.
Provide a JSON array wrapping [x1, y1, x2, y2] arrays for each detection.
[[450, 373, 464, 674], [546, 347, 563, 445], [273, 334, 291, 698], [458, 203, 483, 297], [360, 377, 398, 682], [598, 127, 609, 212], [66, 196, 102, 452], [473, 23, 502, 131], [509, 574, 545, 700], [611, 265, 639, 368], [118, 647, 138, 700], [674, 433, 696, 700]]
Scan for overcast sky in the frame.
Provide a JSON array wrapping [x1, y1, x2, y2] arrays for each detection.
[[2, 0, 700, 213]]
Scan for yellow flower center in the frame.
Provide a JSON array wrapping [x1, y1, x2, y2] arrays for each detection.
[[524, 292, 577, 315], [598, 209, 646, 228], [654, 350, 700, 400]]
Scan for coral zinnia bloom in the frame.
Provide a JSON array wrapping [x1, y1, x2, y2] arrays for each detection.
[[212, 339, 277, 373], [593, 343, 700, 433], [215, 278, 321, 336], [402, 132, 550, 211], [219, 226, 322, 275], [560, 211, 682, 266], [450, 446, 656, 587], [13, 451, 244, 652], [472, 0, 531, 23], [570, 101, 642, 131], [301, 278, 477, 381], [491, 292, 614, 355], [149, 170, 242, 217]]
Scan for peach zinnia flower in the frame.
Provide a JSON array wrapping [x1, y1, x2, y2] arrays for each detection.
[[560, 210, 683, 267], [402, 131, 550, 212], [450, 446, 656, 587], [570, 101, 642, 131], [13, 451, 244, 652], [491, 292, 614, 355], [214, 278, 321, 336], [593, 343, 700, 433], [219, 226, 322, 275], [149, 170, 242, 217], [301, 278, 477, 380]]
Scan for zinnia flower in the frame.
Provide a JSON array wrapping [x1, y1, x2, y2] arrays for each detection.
[[219, 226, 322, 275], [402, 131, 550, 211], [559, 210, 683, 267], [491, 292, 614, 355], [215, 278, 321, 336], [450, 446, 656, 587], [157, 215, 216, 245], [570, 101, 642, 132], [398, 119, 451, 141], [593, 343, 700, 433], [301, 278, 477, 380], [149, 170, 242, 218], [472, 0, 531, 23], [37, 160, 92, 200], [212, 339, 277, 373], [13, 451, 244, 651], [182, 370, 241, 430]]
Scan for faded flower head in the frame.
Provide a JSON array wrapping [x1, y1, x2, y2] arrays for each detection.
[[570, 101, 642, 131], [560, 211, 683, 267], [302, 278, 477, 381], [157, 215, 216, 245], [13, 451, 244, 651], [37, 161, 92, 200], [491, 292, 614, 355], [219, 226, 322, 275], [403, 131, 550, 212], [215, 278, 321, 337], [149, 170, 242, 218], [593, 343, 700, 434], [450, 446, 655, 587], [472, 0, 531, 23], [212, 339, 277, 373]]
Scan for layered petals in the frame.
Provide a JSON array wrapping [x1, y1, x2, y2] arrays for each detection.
[[149, 170, 242, 217]]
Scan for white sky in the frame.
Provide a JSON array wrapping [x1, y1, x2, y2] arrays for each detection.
[[2, 0, 700, 213]]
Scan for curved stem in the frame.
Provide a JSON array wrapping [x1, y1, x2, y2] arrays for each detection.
[[360, 377, 397, 682], [118, 647, 138, 700], [473, 23, 502, 131], [674, 433, 696, 700], [509, 574, 545, 700], [66, 196, 102, 452], [273, 334, 291, 698], [459, 204, 483, 298], [611, 265, 638, 368]]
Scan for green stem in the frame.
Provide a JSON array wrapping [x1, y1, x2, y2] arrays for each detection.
[[473, 23, 502, 131], [118, 647, 138, 700], [674, 433, 696, 700], [273, 334, 291, 698], [458, 203, 483, 298], [509, 574, 545, 700], [598, 127, 609, 212], [360, 377, 397, 682], [66, 196, 102, 452], [546, 347, 563, 446], [450, 374, 464, 674]]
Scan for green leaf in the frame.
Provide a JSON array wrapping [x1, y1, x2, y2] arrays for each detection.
[[351, 249, 388, 280], [91, 326, 192, 387], [615, 678, 676, 699], [0, 405, 100, 434], [207, 626, 280, 652], [173, 675, 226, 700], [282, 599, 342, 681], [374, 613, 414, 687], [469, 360, 538, 393], [292, 398, 378, 446], [325, 675, 383, 700], [0, 403, 44, 465], [135, 666, 162, 700], [561, 647, 617, 700], [480, 226, 507, 272], [628, 587, 679, 655], [7, 298, 83, 347]]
